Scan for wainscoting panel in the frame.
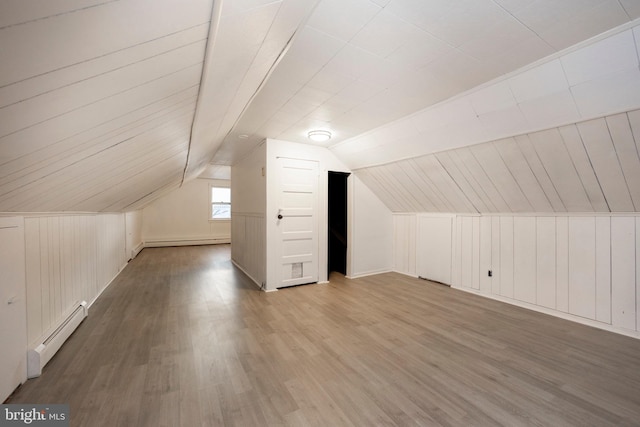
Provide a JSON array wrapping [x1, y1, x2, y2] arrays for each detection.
[[416, 215, 453, 285], [536, 217, 556, 309], [568, 217, 597, 319], [393, 214, 417, 277], [396, 212, 640, 337], [611, 216, 636, 330], [24, 213, 126, 347], [231, 213, 265, 287], [513, 217, 536, 304]]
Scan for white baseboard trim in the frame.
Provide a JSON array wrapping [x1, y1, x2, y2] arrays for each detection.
[[88, 261, 128, 309], [230, 259, 263, 290], [347, 268, 394, 279], [131, 242, 144, 259], [144, 236, 230, 247], [454, 286, 640, 340]]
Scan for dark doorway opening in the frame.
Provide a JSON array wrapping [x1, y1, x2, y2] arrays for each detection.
[[328, 171, 350, 276]]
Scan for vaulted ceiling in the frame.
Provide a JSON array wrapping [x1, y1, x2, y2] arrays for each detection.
[[1, 0, 639, 212]]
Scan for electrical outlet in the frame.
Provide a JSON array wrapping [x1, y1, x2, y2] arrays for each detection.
[[488, 270, 492, 277]]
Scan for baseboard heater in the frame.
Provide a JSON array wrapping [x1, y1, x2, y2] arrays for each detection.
[[27, 301, 88, 378]]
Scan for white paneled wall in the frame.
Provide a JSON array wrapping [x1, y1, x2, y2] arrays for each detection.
[[96, 214, 127, 297], [24, 213, 127, 347], [356, 108, 640, 214], [393, 215, 416, 277], [416, 215, 453, 284], [231, 214, 265, 288], [399, 213, 640, 338]]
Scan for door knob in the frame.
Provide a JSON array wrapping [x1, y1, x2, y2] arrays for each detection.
[[277, 214, 283, 220]]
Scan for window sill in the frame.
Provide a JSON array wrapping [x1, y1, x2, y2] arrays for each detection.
[[209, 218, 231, 222]]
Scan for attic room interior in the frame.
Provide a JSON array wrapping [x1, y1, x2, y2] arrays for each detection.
[[2, 0, 640, 425]]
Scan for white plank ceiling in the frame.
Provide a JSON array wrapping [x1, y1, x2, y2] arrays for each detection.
[[1, 0, 639, 212], [356, 109, 640, 213]]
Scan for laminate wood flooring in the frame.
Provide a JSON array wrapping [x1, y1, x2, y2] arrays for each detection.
[[9, 245, 640, 426]]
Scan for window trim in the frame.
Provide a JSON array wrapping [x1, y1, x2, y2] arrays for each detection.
[[209, 184, 231, 221]]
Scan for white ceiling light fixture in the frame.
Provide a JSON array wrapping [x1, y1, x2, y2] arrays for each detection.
[[307, 130, 332, 142]]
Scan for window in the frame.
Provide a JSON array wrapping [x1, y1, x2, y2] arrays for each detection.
[[210, 186, 231, 220]]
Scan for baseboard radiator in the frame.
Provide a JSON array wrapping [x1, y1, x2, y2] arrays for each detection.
[[27, 301, 88, 378]]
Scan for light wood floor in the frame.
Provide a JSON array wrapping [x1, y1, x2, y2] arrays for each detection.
[[9, 245, 640, 426]]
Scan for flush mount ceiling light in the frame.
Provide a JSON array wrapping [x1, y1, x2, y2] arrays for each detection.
[[307, 130, 332, 142]]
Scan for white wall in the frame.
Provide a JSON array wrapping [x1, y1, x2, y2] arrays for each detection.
[[231, 143, 266, 288], [397, 213, 640, 339], [232, 139, 394, 290], [347, 175, 393, 278], [142, 178, 231, 246], [24, 213, 127, 348], [265, 139, 394, 290], [125, 210, 143, 260], [0, 211, 130, 399]]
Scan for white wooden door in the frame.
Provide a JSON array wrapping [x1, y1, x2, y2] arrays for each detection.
[[276, 157, 319, 288], [0, 217, 27, 401]]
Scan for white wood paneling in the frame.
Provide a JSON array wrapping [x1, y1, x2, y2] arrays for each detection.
[[494, 138, 552, 212], [435, 152, 486, 212], [357, 169, 400, 212], [471, 144, 532, 212], [595, 216, 612, 323], [355, 107, 640, 216], [607, 113, 640, 209], [513, 217, 536, 304], [405, 160, 454, 212], [0, 0, 212, 212], [536, 217, 556, 309], [381, 163, 427, 212], [568, 217, 596, 319], [578, 118, 634, 212], [556, 216, 569, 313], [416, 215, 453, 285], [637, 217, 640, 332], [515, 135, 566, 212], [472, 216, 480, 290], [453, 216, 462, 287], [491, 216, 501, 295], [611, 217, 636, 330], [479, 216, 492, 293], [407, 213, 639, 336], [412, 155, 476, 213], [330, 21, 640, 171], [460, 216, 473, 288], [24, 213, 126, 347], [125, 211, 143, 260], [559, 124, 609, 212], [393, 215, 416, 276], [530, 129, 593, 212], [400, 162, 441, 212], [499, 217, 514, 298], [232, 213, 266, 287], [455, 148, 510, 212], [95, 214, 125, 301]]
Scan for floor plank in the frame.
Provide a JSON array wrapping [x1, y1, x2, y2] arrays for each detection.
[[9, 244, 640, 426]]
